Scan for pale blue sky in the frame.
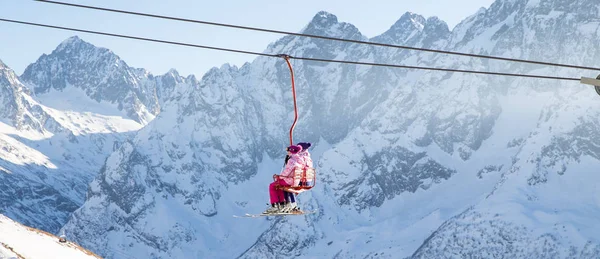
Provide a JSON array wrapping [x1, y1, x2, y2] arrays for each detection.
[[0, 0, 495, 77]]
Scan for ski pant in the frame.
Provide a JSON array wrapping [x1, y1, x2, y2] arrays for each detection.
[[285, 191, 295, 203], [269, 179, 290, 204]]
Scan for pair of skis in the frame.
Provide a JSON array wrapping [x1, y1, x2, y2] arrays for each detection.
[[234, 210, 316, 218]]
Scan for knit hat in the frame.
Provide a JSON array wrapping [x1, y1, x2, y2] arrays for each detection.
[[297, 142, 312, 151]]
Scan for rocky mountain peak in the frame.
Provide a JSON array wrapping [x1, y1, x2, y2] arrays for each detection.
[[301, 11, 364, 40]]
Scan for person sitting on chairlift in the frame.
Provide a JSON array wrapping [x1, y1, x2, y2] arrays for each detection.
[[263, 145, 303, 214]]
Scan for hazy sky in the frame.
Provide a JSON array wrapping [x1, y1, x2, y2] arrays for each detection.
[[0, 0, 495, 77]]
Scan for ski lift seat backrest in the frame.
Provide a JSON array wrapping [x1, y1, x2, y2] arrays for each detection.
[[291, 166, 316, 190]]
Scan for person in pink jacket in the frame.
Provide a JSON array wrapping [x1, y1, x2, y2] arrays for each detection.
[[263, 145, 303, 214], [296, 142, 314, 188], [280, 142, 314, 213]]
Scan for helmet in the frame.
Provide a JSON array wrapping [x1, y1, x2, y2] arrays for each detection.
[[286, 145, 302, 154]]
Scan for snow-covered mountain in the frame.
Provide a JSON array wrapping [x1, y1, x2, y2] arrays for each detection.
[[20, 36, 194, 124], [0, 57, 143, 234], [0, 214, 101, 259], [52, 0, 600, 258], [0, 36, 204, 235], [0, 59, 45, 133]]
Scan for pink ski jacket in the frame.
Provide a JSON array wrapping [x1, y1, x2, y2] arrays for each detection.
[[280, 151, 313, 185], [280, 153, 302, 185]]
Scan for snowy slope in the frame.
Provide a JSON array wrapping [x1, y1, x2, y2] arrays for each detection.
[[411, 85, 600, 258], [1, 35, 203, 235], [0, 58, 143, 234], [20, 36, 157, 124], [20, 36, 194, 124], [62, 0, 600, 258], [0, 214, 101, 259], [0, 245, 18, 259]]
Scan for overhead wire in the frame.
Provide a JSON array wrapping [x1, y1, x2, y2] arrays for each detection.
[[0, 18, 582, 82], [33, 0, 600, 72], [0, 18, 277, 58]]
